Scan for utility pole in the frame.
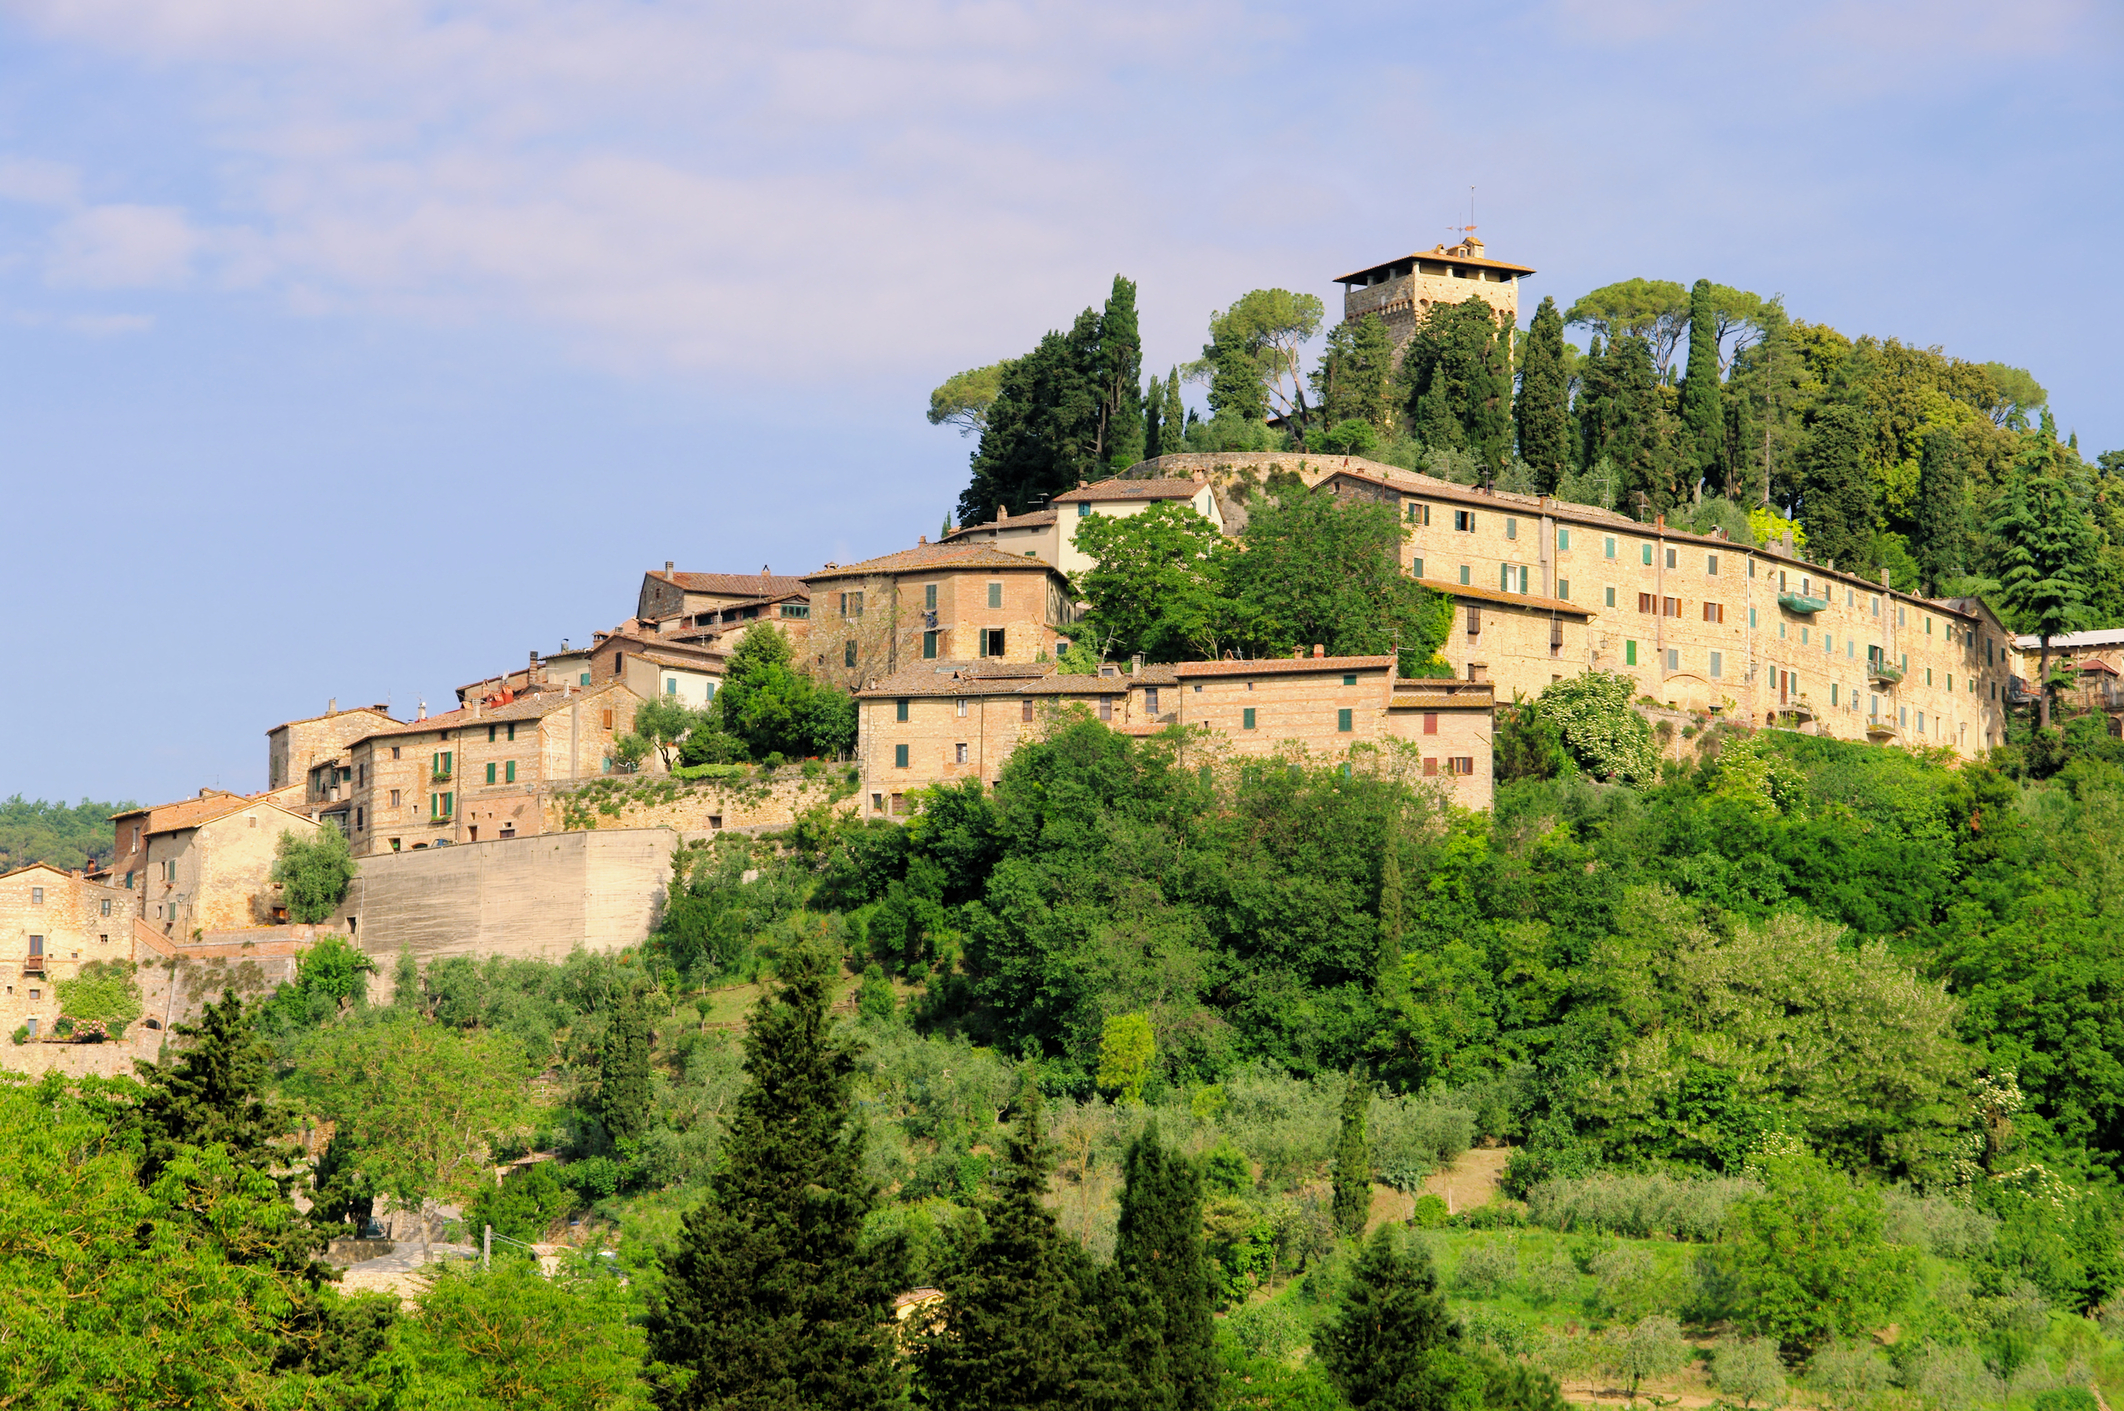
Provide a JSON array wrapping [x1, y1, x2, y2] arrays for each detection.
[[484, 1223, 492, 1270]]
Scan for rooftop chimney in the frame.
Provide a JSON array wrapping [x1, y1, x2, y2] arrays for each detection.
[[1292, 647, 1303, 660], [997, 506, 1009, 521], [561, 638, 570, 652], [416, 700, 428, 721], [919, 535, 928, 544], [761, 564, 771, 576], [1130, 653, 1144, 673], [1312, 644, 1325, 658], [665, 560, 674, 573], [327, 697, 336, 714]]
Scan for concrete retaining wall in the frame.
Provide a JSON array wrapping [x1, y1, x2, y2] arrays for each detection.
[[336, 827, 679, 968]]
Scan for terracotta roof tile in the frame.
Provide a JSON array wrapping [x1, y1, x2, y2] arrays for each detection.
[[1173, 655, 1397, 678], [806, 543, 1071, 581], [943, 509, 1060, 539], [355, 682, 634, 743], [655, 570, 811, 598], [144, 793, 313, 838], [1050, 477, 1207, 505], [1417, 577, 1590, 615]]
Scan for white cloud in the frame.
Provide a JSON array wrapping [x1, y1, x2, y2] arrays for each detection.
[[0, 156, 81, 207], [47, 204, 201, 288]]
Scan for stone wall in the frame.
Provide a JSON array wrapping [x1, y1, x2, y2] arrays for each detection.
[[543, 770, 855, 837]]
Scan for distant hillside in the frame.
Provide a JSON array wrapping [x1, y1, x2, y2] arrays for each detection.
[[0, 796, 132, 875]]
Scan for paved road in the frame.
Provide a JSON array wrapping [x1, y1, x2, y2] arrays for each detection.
[[337, 1241, 479, 1302]]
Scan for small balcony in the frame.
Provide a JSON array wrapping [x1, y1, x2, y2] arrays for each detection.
[[21, 955, 46, 975], [1868, 661, 1904, 687], [1778, 592, 1828, 615]]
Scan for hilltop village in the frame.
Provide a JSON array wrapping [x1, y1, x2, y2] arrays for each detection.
[[1, 237, 2091, 1073]]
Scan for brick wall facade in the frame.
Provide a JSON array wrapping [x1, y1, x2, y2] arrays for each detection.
[[809, 547, 1077, 693], [141, 800, 327, 936], [0, 864, 132, 1044], [268, 706, 397, 792]]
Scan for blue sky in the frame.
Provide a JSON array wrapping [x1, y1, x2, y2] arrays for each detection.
[[2, 0, 2119, 805]]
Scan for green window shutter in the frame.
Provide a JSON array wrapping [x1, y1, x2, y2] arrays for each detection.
[[445, 792, 453, 815], [925, 583, 937, 609], [894, 744, 909, 768], [1558, 579, 1569, 600], [506, 760, 516, 783], [1641, 543, 1652, 565], [922, 631, 937, 659], [1626, 640, 1638, 666], [988, 582, 1002, 608], [1412, 556, 1424, 578], [486, 762, 496, 784], [1337, 708, 1353, 732], [507, 723, 516, 741], [1558, 528, 1570, 549], [1342, 674, 1356, 685], [1242, 707, 1256, 730], [896, 698, 910, 721], [580, 672, 591, 686]]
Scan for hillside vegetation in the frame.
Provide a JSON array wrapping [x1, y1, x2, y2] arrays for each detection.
[[14, 713, 2124, 1408]]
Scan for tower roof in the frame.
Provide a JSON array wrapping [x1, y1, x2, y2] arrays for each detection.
[[1335, 240, 1535, 286]]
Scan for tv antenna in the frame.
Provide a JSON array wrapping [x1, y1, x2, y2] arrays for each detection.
[[1448, 186, 1477, 242]]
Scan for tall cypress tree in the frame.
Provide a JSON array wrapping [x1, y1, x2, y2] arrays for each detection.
[[1144, 374, 1165, 461], [1515, 295, 1571, 491], [1678, 278, 1724, 493], [136, 988, 293, 1184], [1914, 427, 1969, 594], [960, 308, 1105, 523], [1989, 424, 2095, 730], [1098, 275, 1146, 470], [1794, 402, 1875, 573], [1114, 1123, 1214, 1411], [1162, 369, 1187, 452], [598, 987, 653, 1148], [1316, 1229, 1480, 1411], [914, 1087, 1117, 1411], [1331, 1072, 1371, 1237], [1313, 312, 1395, 434], [646, 946, 904, 1411], [1602, 336, 1682, 519], [1400, 296, 1512, 480]]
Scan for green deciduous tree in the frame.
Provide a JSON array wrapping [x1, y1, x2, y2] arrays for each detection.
[[1516, 295, 1572, 490], [1096, 1011, 1156, 1104], [391, 1257, 648, 1410], [1711, 1148, 1911, 1360], [1983, 362, 2047, 429], [291, 1016, 528, 1259], [634, 694, 717, 771], [647, 946, 904, 1411], [1332, 1072, 1371, 1237], [270, 826, 355, 924], [1115, 1123, 1215, 1411], [716, 623, 858, 760], [55, 959, 141, 1038], [1315, 1227, 1480, 1411], [1070, 500, 1233, 662], [1222, 482, 1452, 676]]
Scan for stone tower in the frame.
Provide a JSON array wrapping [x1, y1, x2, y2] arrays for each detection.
[[1334, 236, 1535, 356]]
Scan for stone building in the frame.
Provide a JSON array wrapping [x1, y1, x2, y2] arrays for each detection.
[[0, 863, 132, 1043], [338, 681, 646, 857], [127, 794, 330, 936], [853, 652, 1495, 815], [635, 564, 811, 622], [805, 542, 1079, 691], [944, 475, 1224, 575], [540, 623, 727, 710], [1335, 235, 1533, 355], [267, 703, 399, 794], [1315, 463, 2014, 756]]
